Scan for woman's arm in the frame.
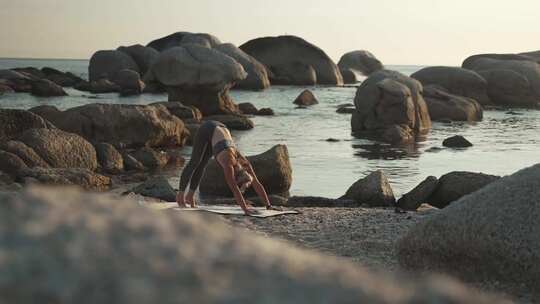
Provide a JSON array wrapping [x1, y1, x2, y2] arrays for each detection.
[[243, 162, 273, 209], [222, 164, 254, 215]]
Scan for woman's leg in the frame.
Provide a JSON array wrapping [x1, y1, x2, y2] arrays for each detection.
[[184, 144, 213, 206]]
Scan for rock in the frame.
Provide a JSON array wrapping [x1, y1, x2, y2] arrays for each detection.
[[117, 44, 159, 75], [462, 53, 539, 68], [129, 176, 176, 201], [200, 145, 292, 197], [11, 67, 45, 79], [240, 35, 343, 85], [151, 45, 247, 115], [122, 153, 146, 171], [0, 150, 28, 179], [0, 81, 14, 94], [41, 67, 83, 87], [397, 163, 540, 293], [340, 68, 358, 84], [30, 104, 189, 148], [95, 143, 124, 174], [18, 128, 98, 171], [340, 170, 396, 207], [338, 50, 383, 76], [149, 101, 202, 122], [0, 170, 14, 185], [336, 104, 356, 114], [257, 108, 275, 116], [215, 43, 271, 90], [238, 102, 259, 115], [132, 147, 168, 169], [411, 66, 490, 105], [326, 138, 340, 142], [31, 79, 68, 97], [0, 186, 506, 304], [0, 141, 50, 168], [0, 109, 54, 141], [294, 89, 319, 106], [0, 69, 32, 92], [203, 114, 254, 130], [74, 79, 120, 93], [20, 168, 111, 191], [147, 32, 222, 51], [397, 176, 439, 211], [442, 135, 473, 148], [427, 171, 500, 208], [287, 196, 356, 207], [88, 50, 139, 81], [423, 85, 483, 122], [351, 70, 432, 143], [111, 69, 145, 96]]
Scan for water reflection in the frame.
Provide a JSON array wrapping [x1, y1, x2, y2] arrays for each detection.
[[352, 142, 423, 160]]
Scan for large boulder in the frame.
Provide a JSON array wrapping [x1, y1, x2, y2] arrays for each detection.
[[351, 70, 432, 143], [17, 128, 98, 171], [340, 68, 358, 84], [147, 32, 222, 51], [423, 86, 483, 122], [397, 164, 540, 293], [30, 104, 189, 148], [0, 186, 507, 303], [88, 50, 139, 81], [338, 50, 383, 76], [1, 141, 50, 168], [340, 170, 396, 207], [110, 69, 145, 96], [117, 44, 159, 75], [200, 145, 292, 197], [240, 35, 343, 85], [397, 176, 439, 211], [215, 43, 271, 90], [151, 44, 247, 115], [427, 171, 500, 209], [94, 143, 124, 174], [31, 79, 68, 97], [20, 168, 111, 191], [0, 109, 54, 142], [41, 67, 83, 87], [411, 66, 490, 105]]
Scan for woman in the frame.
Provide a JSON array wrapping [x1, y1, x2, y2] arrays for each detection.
[[176, 120, 279, 215]]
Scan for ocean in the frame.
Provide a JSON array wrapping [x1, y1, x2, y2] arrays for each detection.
[[1, 58, 539, 198]]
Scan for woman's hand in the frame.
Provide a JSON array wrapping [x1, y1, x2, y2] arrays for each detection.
[[184, 191, 197, 208], [266, 205, 282, 211]]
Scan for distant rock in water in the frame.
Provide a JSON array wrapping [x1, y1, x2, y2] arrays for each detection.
[[147, 32, 222, 51], [294, 89, 319, 106], [238, 102, 259, 115], [443, 135, 473, 148], [89, 50, 139, 82], [215, 43, 270, 91], [338, 50, 383, 76], [203, 114, 254, 130], [423, 86, 483, 122], [339, 68, 358, 84], [31, 79, 68, 97], [110, 69, 145, 96], [397, 176, 439, 211], [117, 44, 159, 75], [240, 35, 343, 86], [340, 170, 396, 207]]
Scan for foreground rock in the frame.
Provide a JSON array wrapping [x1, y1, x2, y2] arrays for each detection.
[[203, 114, 254, 130], [340, 170, 396, 207], [397, 176, 439, 211], [0, 187, 507, 303], [20, 168, 110, 191], [88, 50, 139, 81], [240, 35, 343, 86], [151, 44, 247, 115], [293, 89, 319, 106], [215, 43, 271, 90], [443, 135, 473, 148], [411, 66, 490, 105], [200, 145, 292, 197], [423, 86, 483, 122], [31, 79, 68, 97], [30, 104, 189, 148], [351, 70, 432, 143], [398, 164, 540, 295], [427, 171, 500, 208], [338, 50, 383, 76], [129, 176, 176, 201], [0, 109, 54, 141]]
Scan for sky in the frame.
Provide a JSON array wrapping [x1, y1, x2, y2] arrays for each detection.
[[0, 0, 539, 65]]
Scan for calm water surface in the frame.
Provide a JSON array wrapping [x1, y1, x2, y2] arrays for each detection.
[[1, 58, 539, 197]]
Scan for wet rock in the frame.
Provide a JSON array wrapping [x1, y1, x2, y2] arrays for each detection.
[[129, 176, 176, 202], [203, 114, 254, 130], [30, 104, 188, 148], [132, 147, 168, 169], [150, 101, 202, 122], [215, 43, 270, 90], [257, 108, 275, 116], [95, 143, 124, 174], [443, 135, 473, 148], [122, 153, 146, 171], [293, 89, 318, 106], [0, 109, 54, 141], [117, 44, 159, 75], [0, 150, 28, 179], [238, 102, 259, 115], [423, 86, 483, 122], [31, 79, 68, 97], [427, 171, 500, 208], [340, 170, 396, 207], [240, 35, 343, 85], [397, 176, 439, 211], [200, 145, 292, 197], [111, 69, 145, 96], [89, 50, 139, 81], [338, 50, 383, 76], [1, 141, 50, 168], [398, 163, 540, 293], [351, 70, 432, 144], [20, 168, 111, 191], [336, 104, 355, 114]]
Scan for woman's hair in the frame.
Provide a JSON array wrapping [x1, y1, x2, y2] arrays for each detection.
[[233, 150, 253, 193]]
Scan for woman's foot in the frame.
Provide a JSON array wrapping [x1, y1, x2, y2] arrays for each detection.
[[176, 192, 187, 208], [185, 191, 197, 208]]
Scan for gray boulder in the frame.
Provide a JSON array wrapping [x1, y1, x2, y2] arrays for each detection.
[[397, 164, 540, 294], [411, 66, 490, 105], [397, 176, 438, 211], [117, 44, 159, 75], [88, 50, 139, 81], [151, 45, 247, 115], [0, 186, 507, 303], [111, 69, 145, 96], [31, 79, 68, 97], [147, 32, 222, 51], [338, 50, 383, 76], [129, 176, 176, 201], [0, 109, 54, 141], [340, 170, 396, 207], [427, 171, 500, 208], [95, 143, 124, 174], [351, 70, 432, 143], [215, 43, 270, 90], [423, 85, 483, 122], [200, 145, 292, 197], [240, 35, 343, 85]]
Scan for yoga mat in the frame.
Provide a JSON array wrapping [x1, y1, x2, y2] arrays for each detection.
[[144, 202, 298, 218]]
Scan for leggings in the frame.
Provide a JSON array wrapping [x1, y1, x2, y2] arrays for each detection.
[[178, 121, 222, 192]]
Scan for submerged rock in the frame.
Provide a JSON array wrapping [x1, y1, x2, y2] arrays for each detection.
[[443, 135, 473, 148], [427, 171, 499, 208], [293, 89, 319, 106], [74, 79, 121, 93], [340, 170, 396, 207]]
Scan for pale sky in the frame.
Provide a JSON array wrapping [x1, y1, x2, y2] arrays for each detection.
[[0, 0, 539, 65]]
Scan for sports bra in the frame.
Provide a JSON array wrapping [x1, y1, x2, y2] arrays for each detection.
[[213, 139, 236, 157]]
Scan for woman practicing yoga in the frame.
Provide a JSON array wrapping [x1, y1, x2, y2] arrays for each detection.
[[176, 120, 279, 215]]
